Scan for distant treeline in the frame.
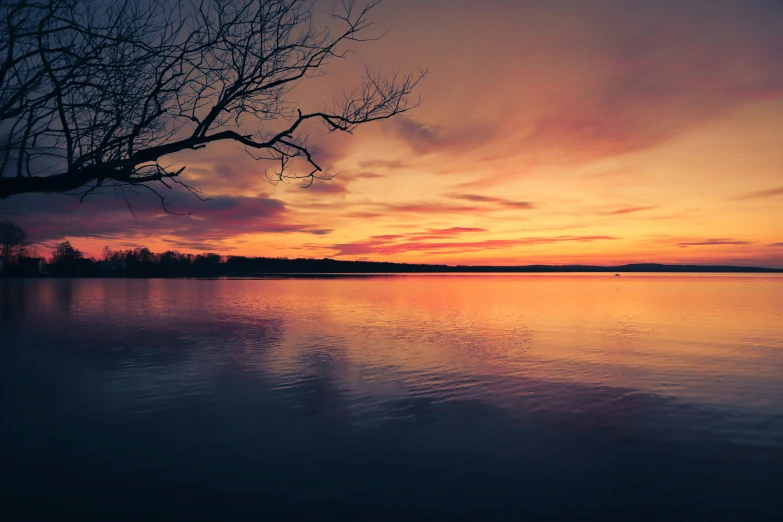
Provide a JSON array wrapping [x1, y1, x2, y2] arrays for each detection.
[[1, 239, 782, 277], [3, 241, 461, 277]]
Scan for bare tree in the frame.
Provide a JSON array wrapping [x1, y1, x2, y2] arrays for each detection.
[[0, 0, 423, 205], [101, 244, 113, 262], [0, 220, 28, 261]]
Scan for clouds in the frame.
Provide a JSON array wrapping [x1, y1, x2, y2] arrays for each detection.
[[677, 239, 753, 248], [370, 0, 783, 188], [6, 191, 332, 252], [389, 118, 496, 156], [285, 190, 539, 217], [4, 0, 783, 266], [733, 186, 783, 201], [334, 196, 535, 216], [444, 193, 535, 210], [324, 230, 618, 257], [357, 160, 408, 170], [601, 206, 657, 216], [298, 180, 349, 195], [393, 119, 440, 152], [382, 201, 515, 214], [350, 172, 386, 180]]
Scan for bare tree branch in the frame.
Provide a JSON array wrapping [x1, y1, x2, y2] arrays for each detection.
[[0, 0, 425, 202]]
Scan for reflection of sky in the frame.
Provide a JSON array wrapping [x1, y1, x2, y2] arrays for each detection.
[[8, 0, 783, 267], [3, 276, 783, 414], [2, 277, 783, 519]]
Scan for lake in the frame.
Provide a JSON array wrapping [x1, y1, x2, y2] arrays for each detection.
[[2, 275, 783, 521]]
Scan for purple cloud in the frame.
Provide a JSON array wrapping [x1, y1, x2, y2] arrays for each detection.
[[6, 191, 332, 249]]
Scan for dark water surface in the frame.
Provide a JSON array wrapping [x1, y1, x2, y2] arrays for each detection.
[[2, 275, 783, 521]]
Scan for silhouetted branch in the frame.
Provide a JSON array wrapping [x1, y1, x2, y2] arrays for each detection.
[[0, 0, 425, 201]]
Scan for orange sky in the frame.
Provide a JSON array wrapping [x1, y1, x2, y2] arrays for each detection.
[[6, 0, 783, 267]]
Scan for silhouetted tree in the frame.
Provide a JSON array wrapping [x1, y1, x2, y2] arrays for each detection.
[[0, 0, 423, 204], [136, 248, 155, 264], [193, 252, 222, 276], [51, 241, 83, 264], [0, 221, 28, 263], [5, 238, 782, 278]]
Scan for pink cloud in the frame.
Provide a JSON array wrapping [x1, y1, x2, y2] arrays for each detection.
[[325, 234, 618, 257], [10, 192, 333, 250]]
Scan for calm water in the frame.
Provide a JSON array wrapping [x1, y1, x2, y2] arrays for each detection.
[[2, 275, 783, 521]]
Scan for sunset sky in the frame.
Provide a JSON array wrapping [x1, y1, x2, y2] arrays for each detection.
[[5, 0, 783, 267]]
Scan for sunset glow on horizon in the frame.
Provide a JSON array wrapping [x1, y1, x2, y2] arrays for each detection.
[[6, 0, 783, 267]]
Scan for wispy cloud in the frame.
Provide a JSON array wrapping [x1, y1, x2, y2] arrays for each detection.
[[343, 211, 385, 219], [298, 180, 348, 195], [444, 193, 536, 210], [420, 227, 487, 235], [732, 187, 783, 201], [350, 172, 386, 180], [357, 159, 409, 170], [383, 202, 486, 214], [677, 238, 752, 248], [377, 194, 536, 215], [325, 234, 618, 257], [601, 205, 657, 215]]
